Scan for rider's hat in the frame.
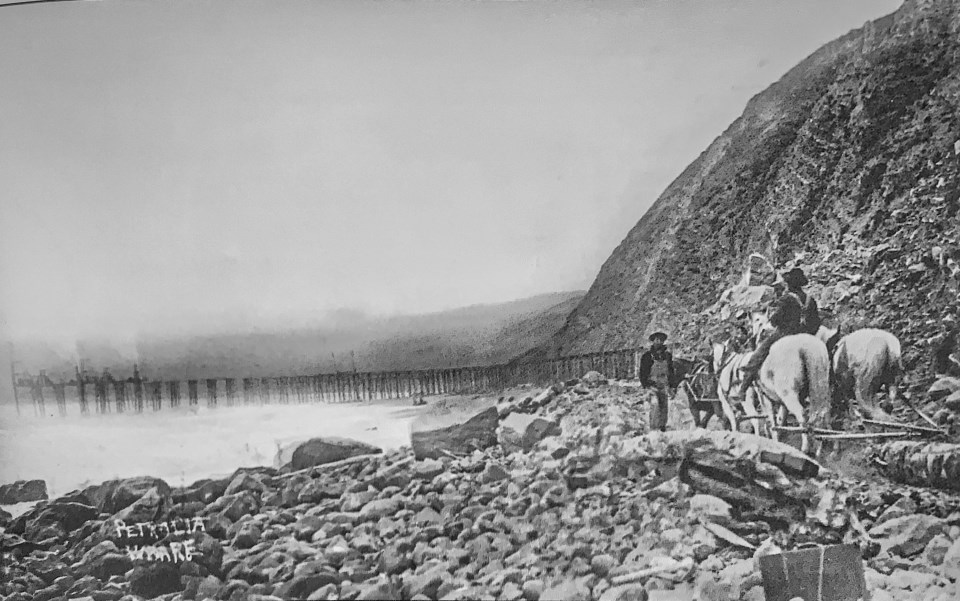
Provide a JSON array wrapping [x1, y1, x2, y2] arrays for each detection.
[[781, 267, 808, 287], [649, 332, 668, 343]]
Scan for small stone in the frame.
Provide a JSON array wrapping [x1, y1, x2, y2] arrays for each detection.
[[403, 565, 448, 600], [874, 497, 918, 527], [925, 534, 952, 566], [342, 491, 378, 512], [660, 528, 684, 545], [359, 498, 402, 521], [357, 579, 401, 600], [582, 371, 605, 386], [234, 522, 262, 549], [414, 459, 446, 480], [591, 554, 616, 577], [887, 569, 938, 591], [742, 586, 765, 601], [197, 575, 224, 600], [280, 573, 341, 599], [540, 578, 590, 601], [599, 584, 648, 601], [307, 584, 338, 600], [415, 507, 442, 525], [481, 463, 509, 484], [298, 480, 347, 504], [869, 514, 946, 557], [687, 494, 732, 522], [523, 579, 545, 601]]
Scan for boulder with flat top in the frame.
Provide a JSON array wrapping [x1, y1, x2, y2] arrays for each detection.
[[411, 407, 499, 460], [289, 437, 383, 471], [0, 480, 48, 504]]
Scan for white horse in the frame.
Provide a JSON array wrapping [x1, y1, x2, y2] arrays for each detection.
[[831, 328, 903, 420], [755, 333, 832, 456], [712, 339, 767, 436]]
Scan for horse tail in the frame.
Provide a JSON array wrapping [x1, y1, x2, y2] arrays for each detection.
[[830, 337, 847, 410], [804, 340, 832, 429], [889, 333, 904, 378]]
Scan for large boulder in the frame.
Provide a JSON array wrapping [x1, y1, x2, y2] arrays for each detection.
[[12, 501, 98, 541], [128, 563, 182, 598], [83, 477, 171, 514], [411, 407, 499, 460], [499, 413, 561, 453], [289, 437, 383, 471], [112, 487, 166, 524], [0, 480, 48, 504], [223, 471, 272, 497], [172, 477, 230, 505], [204, 491, 260, 523]]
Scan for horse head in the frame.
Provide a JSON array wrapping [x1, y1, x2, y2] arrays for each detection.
[[751, 310, 773, 346], [816, 324, 842, 357], [712, 340, 731, 375]]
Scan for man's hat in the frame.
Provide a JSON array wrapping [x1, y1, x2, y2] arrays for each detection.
[[781, 267, 808, 287], [649, 332, 668, 342]]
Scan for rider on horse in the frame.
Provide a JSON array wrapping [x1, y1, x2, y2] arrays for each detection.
[[736, 267, 821, 398]]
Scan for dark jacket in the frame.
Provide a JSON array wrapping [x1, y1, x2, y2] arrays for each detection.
[[769, 290, 821, 335], [639, 348, 675, 388]]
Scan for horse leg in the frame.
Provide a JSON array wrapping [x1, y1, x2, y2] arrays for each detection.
[[768, 400, 781, 443], [716, 384, 738, 433], [682, 384, 701, 428], [701, 404, 715, 429], [779, 391, 812, 455], [743, 387, 761, 437], [770, 403, 789, 443], [855, 371, 879, 419]]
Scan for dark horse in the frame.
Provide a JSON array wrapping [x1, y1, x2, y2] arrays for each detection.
[[673, 355, 725, 428]]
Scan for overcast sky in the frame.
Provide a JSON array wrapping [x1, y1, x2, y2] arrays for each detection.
[[0, 0, 901, 346]]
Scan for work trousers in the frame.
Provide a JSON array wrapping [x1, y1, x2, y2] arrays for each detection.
[[646, 384, 669, 432]]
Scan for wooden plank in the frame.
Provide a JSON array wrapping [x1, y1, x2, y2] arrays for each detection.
[[862, 418, 945, 436], [759, 544, 866, 601], [816, 432, 918, 441]]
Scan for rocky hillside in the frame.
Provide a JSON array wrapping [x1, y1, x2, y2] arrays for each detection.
[[530, 0, 960, 390]]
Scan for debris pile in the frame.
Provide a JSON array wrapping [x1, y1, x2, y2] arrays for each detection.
[[3, 382, 960, 601]]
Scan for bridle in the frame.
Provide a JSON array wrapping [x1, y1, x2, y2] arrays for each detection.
[[713, 340, 741, 375]]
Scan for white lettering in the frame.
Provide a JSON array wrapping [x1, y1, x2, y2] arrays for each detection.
[[183, 539, 197, 561], [169, 542, 185, 562], [154, 545, 172, 562]]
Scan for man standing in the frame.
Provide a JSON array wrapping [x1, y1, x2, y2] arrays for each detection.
[[739, 267, 820, 395], [639, 331, 675, 432]]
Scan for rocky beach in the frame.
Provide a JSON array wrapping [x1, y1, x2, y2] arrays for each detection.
[[4, 376, 960, 601]]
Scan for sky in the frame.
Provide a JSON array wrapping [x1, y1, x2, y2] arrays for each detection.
[[0, 0, 902, 348]]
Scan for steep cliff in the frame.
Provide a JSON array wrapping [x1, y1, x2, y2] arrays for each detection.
[[529, 0, 960, 390]]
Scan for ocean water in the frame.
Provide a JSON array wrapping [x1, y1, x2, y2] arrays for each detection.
[[0, 398, 425, 504]]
